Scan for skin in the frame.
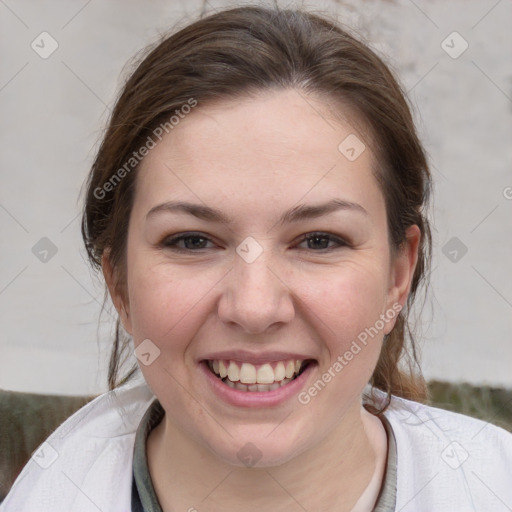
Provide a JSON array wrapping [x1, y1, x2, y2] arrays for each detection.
[[103, 88, 420, 511]]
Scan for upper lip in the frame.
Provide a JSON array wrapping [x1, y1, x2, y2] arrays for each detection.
[[199, 350, 317, 365]]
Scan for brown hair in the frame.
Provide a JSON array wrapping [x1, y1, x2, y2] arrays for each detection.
[[81, 5, 432, 412]]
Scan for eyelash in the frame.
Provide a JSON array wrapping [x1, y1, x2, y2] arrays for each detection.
[[160, 231, 349, 253]]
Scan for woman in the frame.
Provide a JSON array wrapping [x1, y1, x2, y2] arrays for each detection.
[[2, 5, 511, 512]]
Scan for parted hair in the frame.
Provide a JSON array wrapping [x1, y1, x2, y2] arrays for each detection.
[[81, 5, 432, 412]]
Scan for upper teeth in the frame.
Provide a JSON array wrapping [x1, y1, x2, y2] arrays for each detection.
[[209, 359, 304, 384]]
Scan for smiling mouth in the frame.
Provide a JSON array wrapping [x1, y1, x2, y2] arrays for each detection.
[[204, 358, 314, 392]]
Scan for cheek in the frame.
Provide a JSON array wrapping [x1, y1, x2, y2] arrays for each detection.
[[126, 261, 211, 345], [126, 264, 213, 398], [299, 269, 388, 401], [297, 262, 389, 380], [304, 263, 389, 331]]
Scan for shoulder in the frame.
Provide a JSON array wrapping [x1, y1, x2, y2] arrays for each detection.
[[0, 374, 155, 512], [384, 392, 512, 448], [379, 391, 512, 512]]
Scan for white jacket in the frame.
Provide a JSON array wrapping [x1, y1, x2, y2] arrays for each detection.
[[2, 374, 512, 512]]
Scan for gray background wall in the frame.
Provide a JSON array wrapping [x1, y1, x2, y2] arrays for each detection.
[[1, 0, 511, 395]]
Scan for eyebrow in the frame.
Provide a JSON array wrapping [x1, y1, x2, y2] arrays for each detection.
[[146, 198, 368, 226]]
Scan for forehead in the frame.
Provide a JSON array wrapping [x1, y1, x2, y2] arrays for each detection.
[[134, 89, 384, 223]]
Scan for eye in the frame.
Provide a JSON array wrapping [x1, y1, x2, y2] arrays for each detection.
[[160, 231, 349, 254], [160, 232, 216, 252], [296, 232, 349, 251]]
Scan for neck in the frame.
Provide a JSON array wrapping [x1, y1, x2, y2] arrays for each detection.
[[147, 401, 385, 512]]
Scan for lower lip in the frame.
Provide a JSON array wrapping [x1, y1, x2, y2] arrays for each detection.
[[199, 361, 316, 408]]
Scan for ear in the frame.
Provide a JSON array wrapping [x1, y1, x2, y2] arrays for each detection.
[[101, 249, 133, 335], [383, 225, 421, 334]]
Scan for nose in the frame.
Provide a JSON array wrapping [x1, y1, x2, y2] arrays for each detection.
[[217, 247, 295, 334]]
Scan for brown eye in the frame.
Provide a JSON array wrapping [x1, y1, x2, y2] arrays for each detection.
[[297, 232, 348, 251], [161, 232, 215, 252]]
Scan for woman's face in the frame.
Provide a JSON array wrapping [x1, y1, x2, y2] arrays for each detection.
[[105, 89, 418, 467]]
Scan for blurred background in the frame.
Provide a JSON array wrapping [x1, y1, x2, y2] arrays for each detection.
[[0, 0, 511, 426]]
